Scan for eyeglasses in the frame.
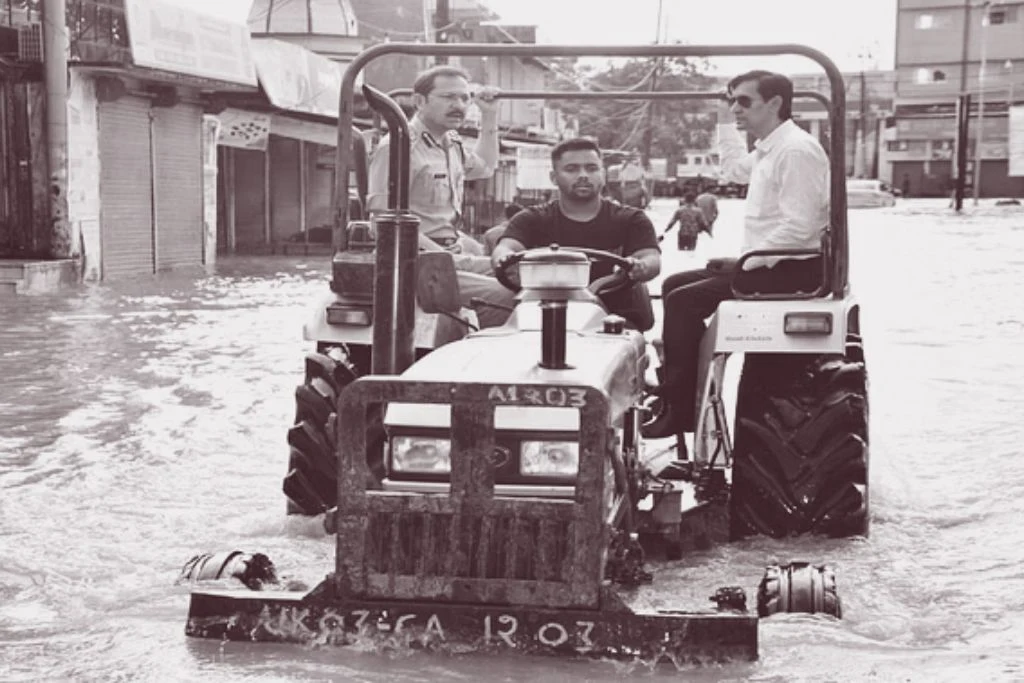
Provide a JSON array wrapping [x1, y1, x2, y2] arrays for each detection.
[[725, 94, 755, 108], [431, 92, 471, 104]]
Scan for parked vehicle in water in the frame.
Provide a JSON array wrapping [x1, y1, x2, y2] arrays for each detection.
[[847, 178, 897, 208]]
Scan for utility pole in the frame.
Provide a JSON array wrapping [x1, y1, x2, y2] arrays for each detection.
[[973, 1, 991, 205], [954, 94, 972, 211], [434, 0, 451, 65], [860, 69, 868, 177], [42, 0, 70, 258], [640, 66, 660, 170], [640, 0, 665, 172]]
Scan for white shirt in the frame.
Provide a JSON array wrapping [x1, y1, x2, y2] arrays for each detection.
[[717, 119, 829, 269]]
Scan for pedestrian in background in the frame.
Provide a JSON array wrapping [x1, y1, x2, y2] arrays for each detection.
[[661, 192, 708, 251]]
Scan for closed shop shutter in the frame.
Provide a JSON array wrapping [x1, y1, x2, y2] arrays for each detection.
[[153, 104, 203, 270], [99, 96, 153, 278]]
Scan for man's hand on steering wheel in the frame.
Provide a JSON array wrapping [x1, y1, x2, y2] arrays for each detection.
[[624, 256, 647, 281], [494, 251, 524, 291]]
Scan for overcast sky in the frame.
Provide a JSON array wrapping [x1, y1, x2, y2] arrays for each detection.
[[179, 0, 897, 74]]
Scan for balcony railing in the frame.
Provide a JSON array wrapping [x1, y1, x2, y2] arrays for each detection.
[[68, 0, 129, 64], [1, 0, 129, 63]]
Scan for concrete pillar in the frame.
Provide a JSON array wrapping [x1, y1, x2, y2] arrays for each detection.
[[43, 0, 71, 258]]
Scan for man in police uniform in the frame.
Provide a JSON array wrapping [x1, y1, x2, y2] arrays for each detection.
[[367, 65, 515, 327]]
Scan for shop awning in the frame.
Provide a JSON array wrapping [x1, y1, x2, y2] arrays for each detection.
[[269, 114, 340, 147]]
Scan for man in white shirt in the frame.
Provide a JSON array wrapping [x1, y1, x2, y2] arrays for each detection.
[[643, 70, 829, 448]]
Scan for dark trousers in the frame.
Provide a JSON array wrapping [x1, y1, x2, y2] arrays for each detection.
[[659, 258, 823, 431]]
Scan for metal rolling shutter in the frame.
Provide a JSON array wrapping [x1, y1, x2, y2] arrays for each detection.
[[153, 104, 203, 271], [99, 96, 153, 278]]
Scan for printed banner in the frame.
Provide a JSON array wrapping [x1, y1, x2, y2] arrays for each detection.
[[1010, 105, 1024, 177], [124, 0, 257, 87], [250, 38, 346, 118]]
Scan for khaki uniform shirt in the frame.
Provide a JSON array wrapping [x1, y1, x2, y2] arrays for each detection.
[[367, 116, 491, 242]]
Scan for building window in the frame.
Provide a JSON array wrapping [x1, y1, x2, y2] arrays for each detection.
[[986, 8, 1017, 25], [915, 13, 952, 29], [914, 68, 947, 84], [887, 140, 910, 152], [932, 140, 954, 151]]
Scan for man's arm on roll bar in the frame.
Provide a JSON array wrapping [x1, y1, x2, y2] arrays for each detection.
[[466, 86, 501, 180]]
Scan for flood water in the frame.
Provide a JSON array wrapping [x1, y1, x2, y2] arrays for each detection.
[[2, 198, 1023, 682]]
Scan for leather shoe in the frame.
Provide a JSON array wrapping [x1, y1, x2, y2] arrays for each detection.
[[641, 403, 681, 439], [644, 381, 668, 396], [644, 366, 667, 396]]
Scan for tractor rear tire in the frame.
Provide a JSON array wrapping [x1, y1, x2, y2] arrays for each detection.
[[729, 343, 869, 539], [283, 347, 360, 516]]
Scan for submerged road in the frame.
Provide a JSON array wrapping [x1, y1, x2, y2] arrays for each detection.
[[2, 198, 1023, 681]]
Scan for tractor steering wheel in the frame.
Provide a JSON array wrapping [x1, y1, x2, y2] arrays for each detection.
[[495, 245, 636, 297]]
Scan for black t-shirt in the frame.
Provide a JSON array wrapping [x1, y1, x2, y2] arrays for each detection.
[[500, 199, 659, 328]]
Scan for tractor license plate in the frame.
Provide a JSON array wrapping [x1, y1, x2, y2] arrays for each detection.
[[187, 589, 757, 662]]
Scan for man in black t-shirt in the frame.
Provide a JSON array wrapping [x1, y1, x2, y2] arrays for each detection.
[[490, 138, 661, 330]]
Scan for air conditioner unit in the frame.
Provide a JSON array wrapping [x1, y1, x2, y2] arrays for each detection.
[[18, 23, 43, 63]]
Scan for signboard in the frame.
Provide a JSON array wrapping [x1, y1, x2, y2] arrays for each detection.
[[515, 145, 556, 191], [896, 101, 1014, 118], [649, 158, 668, 181], [124, 0, 257, 87], [1010, 105, 1024, 177], [216, 108, 270, 150], [250, 38, 347, 119]]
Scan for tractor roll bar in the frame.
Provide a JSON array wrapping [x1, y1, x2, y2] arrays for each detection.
[[335, 43, 848, 298], [361, 84, 410, 210], [385, 88, 832, 109]]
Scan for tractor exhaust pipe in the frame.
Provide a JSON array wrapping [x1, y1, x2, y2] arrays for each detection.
[[539, 300, 569, 370], [362, 84, 419, 376]]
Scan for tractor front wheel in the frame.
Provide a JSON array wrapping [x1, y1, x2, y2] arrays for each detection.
[[282, 346, 363, 515]]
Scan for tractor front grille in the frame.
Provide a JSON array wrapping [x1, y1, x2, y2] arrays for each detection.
[[366, 510, 572, 582]]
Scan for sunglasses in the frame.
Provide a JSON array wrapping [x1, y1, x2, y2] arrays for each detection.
[[725, 94, 756, 108]]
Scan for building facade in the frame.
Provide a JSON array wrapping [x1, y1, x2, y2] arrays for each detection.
[[0, 0, 259, 280], [890, 0, 1024, 197]]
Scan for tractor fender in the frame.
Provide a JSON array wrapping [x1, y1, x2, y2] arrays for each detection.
[[710, 296, 857, 356], [302, 289, 477, 350]]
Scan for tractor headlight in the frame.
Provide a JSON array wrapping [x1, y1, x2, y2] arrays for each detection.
[[520, 440, 579, 478], [390, 436, 451, 473]]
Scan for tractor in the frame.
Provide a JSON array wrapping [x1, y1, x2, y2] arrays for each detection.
[[184, 42, 867, 664]]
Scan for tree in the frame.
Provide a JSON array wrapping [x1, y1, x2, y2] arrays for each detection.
[[547, 55, 718, 158]]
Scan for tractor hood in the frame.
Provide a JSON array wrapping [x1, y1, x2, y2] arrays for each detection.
[[385, 311, 647, 430]]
